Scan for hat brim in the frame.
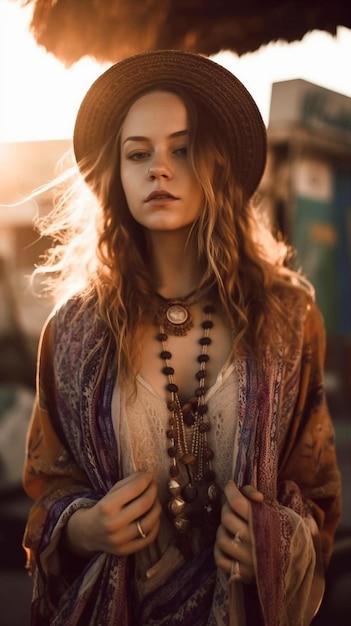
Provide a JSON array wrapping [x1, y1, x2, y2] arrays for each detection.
[[73, 50, 267, 198]]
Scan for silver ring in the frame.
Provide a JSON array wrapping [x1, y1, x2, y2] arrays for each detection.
[[136, 518, 146, 539], [234, 530, 242, 543]]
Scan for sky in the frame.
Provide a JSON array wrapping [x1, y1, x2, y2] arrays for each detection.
[[0, 0, 351, 143]]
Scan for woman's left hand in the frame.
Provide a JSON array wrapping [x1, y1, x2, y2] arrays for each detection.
[[214, 481, 264, 584]]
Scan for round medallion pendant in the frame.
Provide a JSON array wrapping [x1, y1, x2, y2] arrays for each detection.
[[159, 302, 194, 335], [166, 304, 189, 325]]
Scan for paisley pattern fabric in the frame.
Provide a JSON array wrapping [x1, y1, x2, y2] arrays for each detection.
[[23, 294, 341, 625]]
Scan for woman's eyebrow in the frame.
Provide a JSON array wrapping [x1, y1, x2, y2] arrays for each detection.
[[122, 129, 189, 145]]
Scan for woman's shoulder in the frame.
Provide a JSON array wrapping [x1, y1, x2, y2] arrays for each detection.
[[43, 293, 102, 344], [273, 274, 314, 315], [38, 293, 111, 381], [56, 294, 97, 324], [273, 275, 326, 347]]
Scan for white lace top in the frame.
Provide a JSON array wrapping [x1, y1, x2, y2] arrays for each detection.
[[111, 360, 238, 594]]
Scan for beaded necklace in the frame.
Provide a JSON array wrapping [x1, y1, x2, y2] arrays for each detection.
[[157, 303, 221, 537]]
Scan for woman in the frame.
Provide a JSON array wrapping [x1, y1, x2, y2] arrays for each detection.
[[23, 50, 341, 625]]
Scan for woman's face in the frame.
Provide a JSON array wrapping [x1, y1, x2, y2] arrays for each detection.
[[120, 90, 204, 233]]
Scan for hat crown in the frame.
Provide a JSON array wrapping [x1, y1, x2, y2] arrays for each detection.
[[73, 50, 266, 197]]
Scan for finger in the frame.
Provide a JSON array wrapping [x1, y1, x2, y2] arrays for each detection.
[[115, 501, 162, 556], [120, 479, 159, 525], [221, 502, 248, 540], [241, 484, 264, 503], [97, 495, 162, 556], [224, 481, 250, 522], [96, 475, 158, 538], [216, 517, 247, 558], [133, 499, 162, 543], [214, 525, 255, 583], [214, 528, 245, 574], [135, 498, 162, 538], [110, 471, 154, 502]]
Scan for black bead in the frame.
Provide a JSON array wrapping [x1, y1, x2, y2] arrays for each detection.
[[160, 350, 172, 360], [167, 446, 177, 458], [199, 337, 211, 346], [157, 332, 168, 342], [197, 404, 208, 416], [197, 353, 209, 363], [196, 370, 207, 380], [167, 382, 179, 393], [183, 483, 198, 503], [162, 366, 174, 376], [202, 320, 213, 329], [195, 387, 206, 397]]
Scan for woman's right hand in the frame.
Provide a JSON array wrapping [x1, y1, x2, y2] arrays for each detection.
[[64, 471, 162, 557]]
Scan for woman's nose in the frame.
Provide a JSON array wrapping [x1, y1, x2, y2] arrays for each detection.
[[147, 157, 172, 180]]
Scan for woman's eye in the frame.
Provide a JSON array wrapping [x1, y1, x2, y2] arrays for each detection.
[[128, 151, 149, 161], [174, 146, 188, 157]]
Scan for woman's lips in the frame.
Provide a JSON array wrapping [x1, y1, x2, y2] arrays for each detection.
[[145, 189, 178, 202]]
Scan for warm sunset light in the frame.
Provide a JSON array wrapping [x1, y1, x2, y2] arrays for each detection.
[[0, 1, 351, 143], [0, 1, 109, 143]]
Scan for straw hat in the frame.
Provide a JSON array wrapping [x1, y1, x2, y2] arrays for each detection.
[[73, 50, 266, 197]]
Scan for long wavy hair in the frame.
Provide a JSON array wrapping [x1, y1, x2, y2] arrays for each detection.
[[33, 86, 312, 380]]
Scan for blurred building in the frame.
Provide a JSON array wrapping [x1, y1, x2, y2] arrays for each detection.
[[261, 78, 351, 413]]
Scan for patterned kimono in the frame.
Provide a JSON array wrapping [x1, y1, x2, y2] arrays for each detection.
[[22, 293, 341, 625]]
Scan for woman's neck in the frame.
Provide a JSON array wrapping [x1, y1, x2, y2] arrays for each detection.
[[148, 229, 202, 299]]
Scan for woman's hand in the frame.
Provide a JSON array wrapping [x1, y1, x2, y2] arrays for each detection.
[[214, 481, 264, 584], [64, 471, 162, 558]]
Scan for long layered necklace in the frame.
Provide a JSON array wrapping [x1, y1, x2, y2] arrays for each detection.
[[156, 302, 221, 538]]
